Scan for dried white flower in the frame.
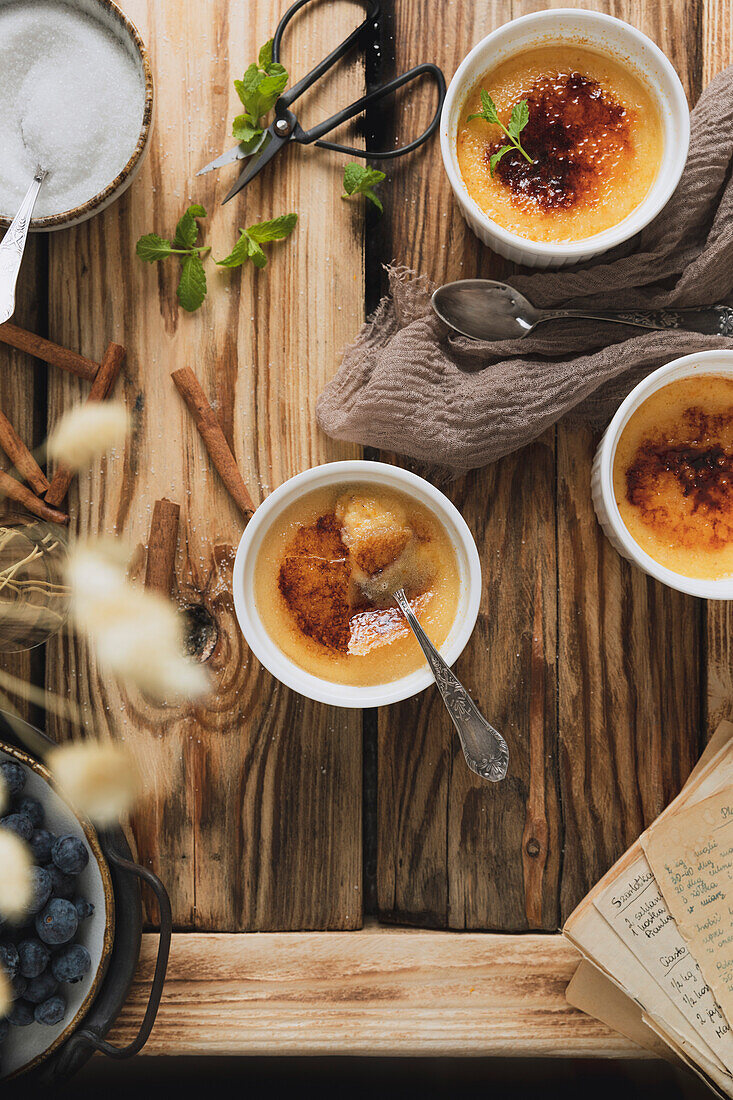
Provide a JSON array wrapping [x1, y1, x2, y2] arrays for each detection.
[[47, 403, 130, 472], [0, 828, 33, 922], [0, 966, 11, 1018], [67, 543, 209, 704], [47, 742, 141, 827]]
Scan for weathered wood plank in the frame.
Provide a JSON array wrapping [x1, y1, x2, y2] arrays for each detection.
[[44, 0, 365, 930], [554, 0, 704, 917], [109, 929, 643, 1057], [375, 0, 560, 931], [703, 0, 733, 738], [0, 238, 47, 725]]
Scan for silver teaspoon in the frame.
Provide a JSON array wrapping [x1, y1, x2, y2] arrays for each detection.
[[432, 278, 733, 342], [393, 587, 508, 782], [0, 166, 47, 325]]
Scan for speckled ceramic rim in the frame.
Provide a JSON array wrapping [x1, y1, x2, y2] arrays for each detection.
[[0, 0, 154, 232], [440, 9, 690, 265], [592, 351, 733, 599], [232, 461, 482, 708], [0, 739, 116, 1080]]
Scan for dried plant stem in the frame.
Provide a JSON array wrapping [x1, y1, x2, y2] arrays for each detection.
[[0, 668, 80, 724]]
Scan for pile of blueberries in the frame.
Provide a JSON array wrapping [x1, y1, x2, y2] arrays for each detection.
[[0, 759, 95, 1062]]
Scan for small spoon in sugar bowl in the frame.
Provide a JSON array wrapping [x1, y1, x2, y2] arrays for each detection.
[[432, 279, 733, 342], [392, 587, 509, 782], [0, 166, 47, 325]]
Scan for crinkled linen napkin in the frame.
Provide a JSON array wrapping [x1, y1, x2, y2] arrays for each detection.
[[317, 66, 733, 474]]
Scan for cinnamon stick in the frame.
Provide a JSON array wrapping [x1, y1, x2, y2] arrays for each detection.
[[0, 470, 68, 525], [171, 367, 256, 516], [45, 341, 126, 508], [144, 498, 180, 596], [0, 408, 49, 495], [0, 322, 98, 381]]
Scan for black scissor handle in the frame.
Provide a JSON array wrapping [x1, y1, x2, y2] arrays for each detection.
[[273, 0, 380, 104], [308, 62, 446, 159]]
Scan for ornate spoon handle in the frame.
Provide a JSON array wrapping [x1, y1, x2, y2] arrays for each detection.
[[0, 167, 47, 326], [543, 305, 733, 335], [393, 588, 509, 782]]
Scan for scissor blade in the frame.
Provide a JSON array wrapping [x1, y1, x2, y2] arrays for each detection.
[[222, 130, 288, 205], [196, 145, 246, 176], [196, 130, 270, 177]]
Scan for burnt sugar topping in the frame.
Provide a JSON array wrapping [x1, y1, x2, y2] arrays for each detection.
[[492, 72, 632, 210], [624, 407, 733, 551], [278, 514, 352, 652]]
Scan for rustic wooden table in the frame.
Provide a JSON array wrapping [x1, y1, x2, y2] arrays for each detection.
[[2, 0, 732, 1061]]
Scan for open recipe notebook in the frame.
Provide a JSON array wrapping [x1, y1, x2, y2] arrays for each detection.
[[564, 721, 733, 1098]]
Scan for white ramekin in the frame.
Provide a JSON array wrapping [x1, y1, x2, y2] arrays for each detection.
[[592, 351, 733, 599], [232, 461, 482, 708], [440, 9, 689, 269]]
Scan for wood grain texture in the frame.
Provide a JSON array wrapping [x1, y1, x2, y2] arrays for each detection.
[[376, 0, 560, 932], [703, 0, 733, 739], [108, 929, 643, 1057], [43, 0, 366, 930], [552, 0, 703, 915], [0, 237, 47, 726]]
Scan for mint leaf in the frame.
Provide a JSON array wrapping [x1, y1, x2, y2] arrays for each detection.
[[177, 253, 207, 312], [136, 233, 173, 262], [246, 212, 298, 243], [508, 99, 529, 140], [342, 163, 386, 211], [258, 38, 274, 70], [232, 113, 264, 151], [468, 88, 500, 125], [489, 144, 512, 176], [215, 213, 297, 269], [173, 204, 206, 250]]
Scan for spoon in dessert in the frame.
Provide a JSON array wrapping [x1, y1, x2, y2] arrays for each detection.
[[392, 587, 509, 782], [0, 166, 47, 325], [432, 279, 733, 342]]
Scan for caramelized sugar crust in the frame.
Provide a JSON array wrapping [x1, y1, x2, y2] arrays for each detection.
[[493, 72, 631, 210], [625, 408, 733, 551]]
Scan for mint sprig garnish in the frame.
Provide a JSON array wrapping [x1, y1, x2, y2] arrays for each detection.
[[468, 90, 533, 176], [342, 163, 386, 212], [215, 213, 298, 269], [136, 205, 210, 312], [232, 38, 289, 154]]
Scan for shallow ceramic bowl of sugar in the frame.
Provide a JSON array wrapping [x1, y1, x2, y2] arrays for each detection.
[[0, 0, 153, 232]]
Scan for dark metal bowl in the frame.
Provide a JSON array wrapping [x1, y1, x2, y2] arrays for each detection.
[[0, 710, 171, 1082]]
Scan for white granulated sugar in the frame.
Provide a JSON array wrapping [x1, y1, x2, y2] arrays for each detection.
[[0, 1, 145, 218]]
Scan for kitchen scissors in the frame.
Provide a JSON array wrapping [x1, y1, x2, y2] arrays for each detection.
[[197, 0, 446, 204]]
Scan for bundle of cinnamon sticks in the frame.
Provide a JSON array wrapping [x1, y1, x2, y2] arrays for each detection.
[[0, 323, 125, 525]]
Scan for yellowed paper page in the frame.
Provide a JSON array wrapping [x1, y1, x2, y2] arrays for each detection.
[[644, 789, 733, 1031], [566, 961, 676, 1059], [594, 851, 733, 1071]]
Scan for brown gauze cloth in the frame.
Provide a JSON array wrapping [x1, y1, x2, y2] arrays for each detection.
[[317, 66, 733, 474]]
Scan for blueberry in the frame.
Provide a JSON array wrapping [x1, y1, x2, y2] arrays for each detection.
[[51, 835, 89, 876], [52, 943, 91, 984], [27, 866, 52, 915], [0, 762, 25, 798], [9, 1000, 33, 1027], [0, 813, 33, 841], [34, 993, 66, 1026], [47, 866, 75, 900], [73, 897, 94, 921], [0, 942, 19, 981], [30, 828, 56, 864], [35, 899, 78, 946], [12, 973, 27, 997], [16, 797, 43, 829], [17, 938, 50, 979], [0, 1018, 8, 1043], [24, 970, 58, 1004]]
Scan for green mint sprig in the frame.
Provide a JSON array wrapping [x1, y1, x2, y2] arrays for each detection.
[[342, 163, 386, 213], [232, 39, 289, 154], [216, 213, 298, 269], [136, 205, 210, 312], [468, 90, 533, 176]]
